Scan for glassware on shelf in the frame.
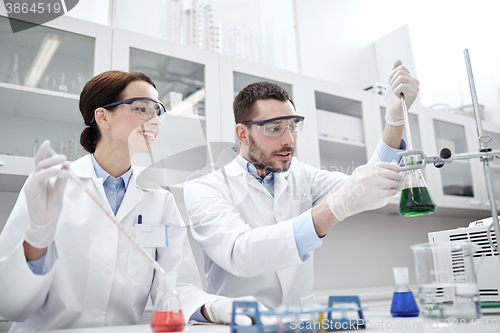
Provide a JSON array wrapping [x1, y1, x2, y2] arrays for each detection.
[[4, 53, 23, 85], [58, 73, 68, 92], [75, 73, 85, 94], [40, 75, 56, 91], [151, 272, 184, 332], [398, 156, 436, 217], [390, 267, 419, 318]]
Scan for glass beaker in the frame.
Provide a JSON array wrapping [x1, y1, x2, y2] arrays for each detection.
[[398, 156, 436, 217], [4, 53, 22, 85], [151, 272, 185, 332], [58, 72, 68, 92], [390, 267, 419, 317], [410, 241, 481, 321]]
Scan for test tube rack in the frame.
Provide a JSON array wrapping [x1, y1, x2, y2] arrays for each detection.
[[230, 296, 366, 333]]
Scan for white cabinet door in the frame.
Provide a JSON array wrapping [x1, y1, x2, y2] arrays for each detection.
[[218, 56, 304, 158], [421, 108, 485, 210], [110, 29, 220, 189], [303, 77, 370, 175]]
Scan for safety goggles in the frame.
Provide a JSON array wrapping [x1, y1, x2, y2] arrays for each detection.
[[242, 115, 305, 137], [92, 97, 166, 124]]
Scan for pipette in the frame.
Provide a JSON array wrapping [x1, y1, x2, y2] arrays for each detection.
[[401, 96, 413, 151], [46, 145, 165, 275]]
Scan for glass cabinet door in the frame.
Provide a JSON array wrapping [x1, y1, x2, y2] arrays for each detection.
[[233, 71, 294, 146], [233, 72, 293, 99], [380, 107, 422, 150], [0, 16, 95, 160], [433, 119, 474, 197], [316, 92, 366, 175], [128, 48, 208, 187]]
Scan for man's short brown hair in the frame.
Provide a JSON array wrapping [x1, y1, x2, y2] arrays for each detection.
[[233, 81, 295, 124]]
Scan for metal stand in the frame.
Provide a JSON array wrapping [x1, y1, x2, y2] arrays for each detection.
[[398, 49, 500, 257]]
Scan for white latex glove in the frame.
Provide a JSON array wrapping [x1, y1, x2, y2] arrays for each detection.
[[24, 140, 70, 249], [204, 296, 274, 326], [326, 162, 402, 221], [384, 60, 420, 126]]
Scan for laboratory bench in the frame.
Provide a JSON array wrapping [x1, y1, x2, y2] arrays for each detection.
[[20, 305, 500, 333]]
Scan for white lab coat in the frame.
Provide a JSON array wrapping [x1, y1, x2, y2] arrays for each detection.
[[184, 148, 385, 309], [0, 155, 218, 332]]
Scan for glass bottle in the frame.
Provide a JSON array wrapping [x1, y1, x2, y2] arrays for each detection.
[[398, 156, 436, 217], [4, 53, 22, 85], [151, 272, 185, 332], [59, 72, 68, 92], [390, 267, 419, 318], [75, 73, 85, 93]]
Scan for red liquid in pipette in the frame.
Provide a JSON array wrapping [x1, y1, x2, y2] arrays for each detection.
[[151, 310, 185, 332]]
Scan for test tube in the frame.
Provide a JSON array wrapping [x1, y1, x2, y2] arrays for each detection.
[[46, 146, 165, 274]]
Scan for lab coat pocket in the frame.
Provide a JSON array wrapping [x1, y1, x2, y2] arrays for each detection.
[[291, 200, 302, 217], [126, 240, 155, 287]]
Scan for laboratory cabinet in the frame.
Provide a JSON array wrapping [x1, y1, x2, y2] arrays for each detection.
[[0, 10, 112, 192], [0, 8, 496, 224]]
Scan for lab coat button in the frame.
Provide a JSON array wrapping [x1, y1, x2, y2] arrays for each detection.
[[288, 246, 294, 253], [104, 267, 113, 275], [91, 310, 100, 318], [276, 211, 282, 218]]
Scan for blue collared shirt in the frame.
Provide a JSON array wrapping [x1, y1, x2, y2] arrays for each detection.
[[234, 138, 406, 257], [91, 154, 133, 215]]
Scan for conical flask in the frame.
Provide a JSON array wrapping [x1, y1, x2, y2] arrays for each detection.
[[151, 272, 185, 332], [390, 267, 419, 317], [398, 156, 436, 217], [4, 53, 22, 85]]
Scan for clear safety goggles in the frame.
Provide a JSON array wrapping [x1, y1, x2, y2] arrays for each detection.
[[100, 97, 166, 122], [242, 115, 305, 137]]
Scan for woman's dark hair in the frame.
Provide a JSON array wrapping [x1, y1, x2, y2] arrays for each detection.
[[233, 81, 295, 125], [79, 71, 156, 153]]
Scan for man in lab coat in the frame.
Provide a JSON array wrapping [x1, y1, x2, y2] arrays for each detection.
[[184, 61, 418, 309]]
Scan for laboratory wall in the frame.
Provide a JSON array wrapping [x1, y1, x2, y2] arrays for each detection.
[[313, 209, 487, 303], [295, 0, 500, 123]]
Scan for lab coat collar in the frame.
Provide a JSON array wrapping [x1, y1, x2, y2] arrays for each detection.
[[70, 154, 145, 222]]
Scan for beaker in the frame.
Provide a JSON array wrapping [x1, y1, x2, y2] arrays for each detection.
[[390, 267, 419, 317], [410, 241, 481, 320], [4, 53, 22, 85], [151, 272, 185, 332], [58, 73, 68, 92], [398, 156, 436, 217]]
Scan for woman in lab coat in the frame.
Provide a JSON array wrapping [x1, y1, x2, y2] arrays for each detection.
[[0, 71, 258, 332]]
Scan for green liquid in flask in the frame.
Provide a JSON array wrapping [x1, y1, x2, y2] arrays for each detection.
[[398, 187, 436, 217]]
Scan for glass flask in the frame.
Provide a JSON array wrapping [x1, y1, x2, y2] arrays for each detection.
[[398, 156, 436, 217], [151, 272, 185, 332], [58, 72, 68, 92], [390, 267, 419, 318], [4, 53, 22, 85]]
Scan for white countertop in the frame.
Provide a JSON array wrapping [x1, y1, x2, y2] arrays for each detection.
[[34, 306, 500, 333]]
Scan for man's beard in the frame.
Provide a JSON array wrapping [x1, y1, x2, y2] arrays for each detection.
[[247, 134, 294, 174]]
